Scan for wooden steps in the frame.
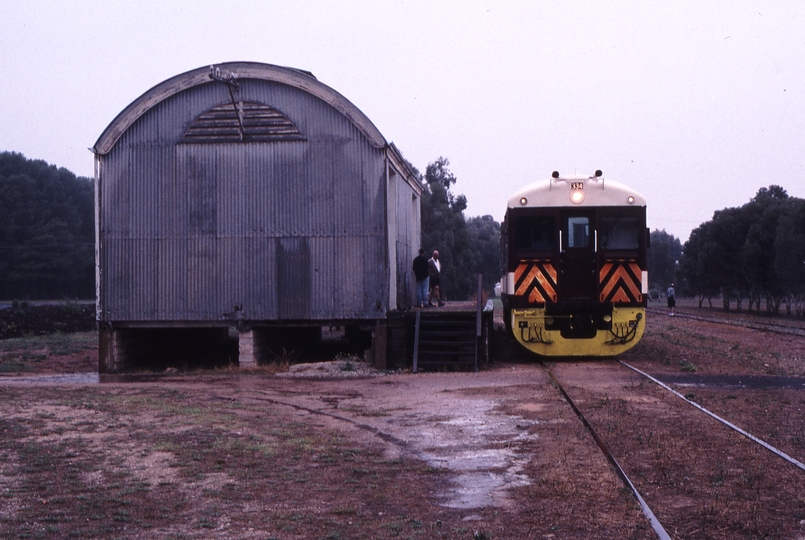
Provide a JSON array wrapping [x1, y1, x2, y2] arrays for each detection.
[[413, 310, 480, 372]]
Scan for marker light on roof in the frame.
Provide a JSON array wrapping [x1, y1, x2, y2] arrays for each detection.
[[627, 196, 635, 204], [520, 197, 528, 205]]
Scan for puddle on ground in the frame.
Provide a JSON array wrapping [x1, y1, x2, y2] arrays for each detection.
[[0, 372, 176, 384], [0, 372, 99, 384], [378, 397, 538, 509]]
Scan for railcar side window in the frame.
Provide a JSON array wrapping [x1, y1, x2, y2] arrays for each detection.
[[567, 217, 589, 248], [514, 216, 555, 251], [599, 216, 640, 250]]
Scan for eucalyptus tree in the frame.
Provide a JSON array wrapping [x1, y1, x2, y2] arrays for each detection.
[[742, 186, 789, 312], [702, 206, 752, 311], [774, 197, 805, 315], [647, 229, 683, 295], [466, 215, 502, 295], [420, 157, 473, 299], [680, 221, 721, 307], [419, 157, 501, 300]]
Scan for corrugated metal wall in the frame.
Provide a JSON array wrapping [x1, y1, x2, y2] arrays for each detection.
[[400, 188, 420, 308], [388, 165, 421, 310], [98, 77, 397, 323]]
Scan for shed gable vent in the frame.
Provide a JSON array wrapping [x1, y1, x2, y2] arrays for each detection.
[[181, 102, 306, 143]]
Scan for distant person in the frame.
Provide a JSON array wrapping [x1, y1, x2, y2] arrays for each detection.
[[667, 282, 676, 316], [412, 249, 430, 308], [427, 250, 445, 307]]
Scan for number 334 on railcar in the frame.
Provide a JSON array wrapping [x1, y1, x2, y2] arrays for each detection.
[[500, 170, 649, 357]]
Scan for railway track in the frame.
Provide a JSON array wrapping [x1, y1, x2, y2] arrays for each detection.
[[543, 362, 673, 540], [646, 306, 805, 337], [620, 361, 805, 472], [544, 358, 805, 539]]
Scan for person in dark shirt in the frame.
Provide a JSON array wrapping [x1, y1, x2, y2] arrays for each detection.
[[412, 249, 430, 308]]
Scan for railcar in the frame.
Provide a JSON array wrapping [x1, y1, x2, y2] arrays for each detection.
[[500, 170, 648, 356]]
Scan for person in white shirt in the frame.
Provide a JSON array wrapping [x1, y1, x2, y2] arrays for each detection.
[[427, 250, 445, 307]]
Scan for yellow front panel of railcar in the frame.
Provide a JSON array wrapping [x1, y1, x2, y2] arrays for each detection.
[[510, 307, 646, 357]]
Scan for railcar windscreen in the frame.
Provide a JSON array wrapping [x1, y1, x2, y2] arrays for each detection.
[[514, 216, 556, 251], [599, 216, 640, 250], [567, 217, 589, 248]]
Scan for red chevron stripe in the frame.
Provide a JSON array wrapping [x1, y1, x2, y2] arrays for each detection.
[[514, 261, 556, 303], [600, 260, 642, 303], [515, 264, 542, 297]]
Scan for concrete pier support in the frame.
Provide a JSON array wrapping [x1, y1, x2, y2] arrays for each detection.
[[238, 328, 268, 369], [98, 327, 130, 374]]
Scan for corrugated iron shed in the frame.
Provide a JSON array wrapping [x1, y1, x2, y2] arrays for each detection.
[[93, 62, 422, 332]]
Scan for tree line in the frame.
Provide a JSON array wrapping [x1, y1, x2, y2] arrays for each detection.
[[0, 152, 94, 300], [678, 185, 805, 315], [417, 157, 501, 301]]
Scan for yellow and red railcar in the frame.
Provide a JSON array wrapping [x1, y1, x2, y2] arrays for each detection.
[[500, 171, 648, 356]]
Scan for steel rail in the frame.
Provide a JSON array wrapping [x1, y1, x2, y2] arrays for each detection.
[[646, 307, 805, 337], [543, 364, 673, 540], [621, 361, 805, 473]]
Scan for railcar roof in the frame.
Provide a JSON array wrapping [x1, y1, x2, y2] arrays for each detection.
[[508, 173, 646, 209]]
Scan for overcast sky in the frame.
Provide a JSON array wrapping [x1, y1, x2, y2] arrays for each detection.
[[2, 0, 804, 242]]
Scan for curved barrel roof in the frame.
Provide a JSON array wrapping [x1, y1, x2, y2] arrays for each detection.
[[93, 61, 387, 155]]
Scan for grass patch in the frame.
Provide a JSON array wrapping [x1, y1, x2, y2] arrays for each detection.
[[0, 361, 34, 373], [679, 360, 697, 372], [0, 332, 97, 356]]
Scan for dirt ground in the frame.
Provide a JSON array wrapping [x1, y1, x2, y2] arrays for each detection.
[[1, 299, 805, 539]]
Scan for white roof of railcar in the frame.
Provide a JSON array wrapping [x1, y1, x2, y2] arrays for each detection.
[[508, 172, 646, 209]]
